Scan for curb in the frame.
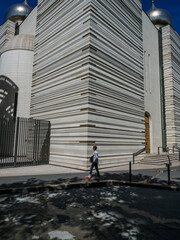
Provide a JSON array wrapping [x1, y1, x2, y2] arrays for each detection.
[[0, 180, 179, 195]]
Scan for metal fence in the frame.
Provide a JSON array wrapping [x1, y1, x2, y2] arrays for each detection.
[[120, 161, 179, 187], [0, 117, 51, 168]]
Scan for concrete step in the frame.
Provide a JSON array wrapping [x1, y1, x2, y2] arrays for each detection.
[[140, 153, 179, 165]]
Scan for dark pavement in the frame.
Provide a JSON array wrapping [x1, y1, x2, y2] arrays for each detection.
[[0, 185, 180, 240], [0, 164, 180, 239]]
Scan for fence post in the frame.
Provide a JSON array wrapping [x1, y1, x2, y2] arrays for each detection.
[[167, 163, 170, 185], [167, 153, 171, 166], [14, 117, 20, 167], [179, 150, 180, 161], [133, 154, 135, 164], [158, 147, 160, 155], [36, 120, 40, 164], [33, 120, 38, 165], [129, 161, 132, 183], [47, 121, 51, 164]]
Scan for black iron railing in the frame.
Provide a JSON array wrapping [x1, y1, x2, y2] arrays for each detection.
[[132, 147, 146, 164], [158, 146, 180, 162], [0, 117, 51, 168], [172, 146, 180, 161]]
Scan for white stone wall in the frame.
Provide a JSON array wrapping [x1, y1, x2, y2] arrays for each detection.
[[19, 7, 37, 36], [0, 49, 34, 118], [0, 10, 37, 118], [142, 12, 162, 153], [86, 0, 145, 166], [0, 20, 15, 50], [162, 26, 180, 146], [30, 0, 144, 169]]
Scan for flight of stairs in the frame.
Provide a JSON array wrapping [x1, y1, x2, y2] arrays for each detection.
[[140, 152, 179, 165]]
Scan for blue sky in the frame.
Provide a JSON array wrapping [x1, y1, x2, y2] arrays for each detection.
[[0, 0, 179, 33]]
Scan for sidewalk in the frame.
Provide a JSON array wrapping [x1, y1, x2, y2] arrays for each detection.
[[0, 162, 180, 189]]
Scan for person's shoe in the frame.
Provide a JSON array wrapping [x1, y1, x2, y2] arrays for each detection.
[[86, 175, 91, 179]]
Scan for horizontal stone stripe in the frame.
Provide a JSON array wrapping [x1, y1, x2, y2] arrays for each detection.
[[31, 0, 144, 169]]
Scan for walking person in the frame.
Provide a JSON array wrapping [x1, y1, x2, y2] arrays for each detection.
[[86, 145, 100, 180]]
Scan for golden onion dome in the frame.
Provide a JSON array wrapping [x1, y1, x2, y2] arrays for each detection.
[[5, 0, 32, 23], [147, 0, 172, 28]]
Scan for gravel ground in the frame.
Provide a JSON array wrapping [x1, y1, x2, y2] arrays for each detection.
[[0, 185, 180, 240]]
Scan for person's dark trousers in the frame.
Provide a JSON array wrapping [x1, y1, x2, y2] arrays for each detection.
[[90, 162, 100, 177]]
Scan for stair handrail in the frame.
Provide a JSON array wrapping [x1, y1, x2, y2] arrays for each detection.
[[133, 147, 146, 164], [172, 146, 180, 161], [158, 145, 180, 164], [172, 145, 180, 151], [158, 146, 172, 165]]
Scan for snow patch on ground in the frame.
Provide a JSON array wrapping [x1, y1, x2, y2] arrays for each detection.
[[104, 196, 117, 201], [16, 197, 39, 204], [108, 211, 124, 219], [130, 192, 138, 197], [48, 230, 75, 240], [112, 186, 120, 191], [25, 215, 37, 220], [46, 193, 63, 199], [91, 210, 116, 224], [69, 203, 77, 208], [0, 197, 8, 203], [32, 236, 39, 240], [100, 192, 118, 201]]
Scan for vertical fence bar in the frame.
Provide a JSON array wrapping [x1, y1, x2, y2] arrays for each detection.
[[5, 119, 9, 166], [129, 161, 132, 183], [167, 163, 170, 185], [3, 119, 8, 167], [0, 117, 50, 168], [4, 119, 10, 167], [3, 118, 7, 167], [1, 118, 5, 167], [133, 154, 135, 164], [14, 117, 20, 167], [167, 154, 171, 165], [179, 150, 180, 161], [19, 118, 21, 166], [33, 120, 37, 165], [158, 147, 160, 155], [31, 119, 34, 164], [0, 118, 3, 167], [10, 118, 14, 167], [47, 121, 51, 164], [36, 120, 40, 165]]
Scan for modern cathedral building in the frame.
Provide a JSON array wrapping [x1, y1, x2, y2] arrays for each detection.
[[0, 0, 179, 169]]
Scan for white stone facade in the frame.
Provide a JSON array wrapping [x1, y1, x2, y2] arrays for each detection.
[[0, 0, 180, 169], [30, 0, 144, 169], [143, 12, 162, 153], [0, 49, 34, 118], [0, 20, 15, 50], [162, 25, 180, 147], [0, 8, 37, 118]]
